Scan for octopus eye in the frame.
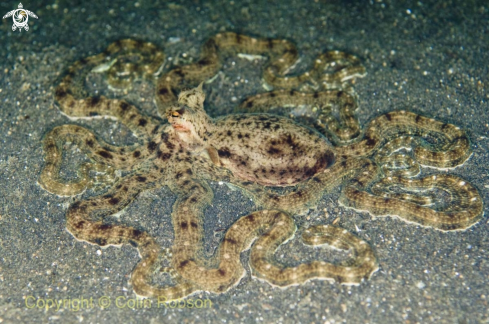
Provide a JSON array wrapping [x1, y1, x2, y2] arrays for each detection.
[[171, 111, 180, 117]]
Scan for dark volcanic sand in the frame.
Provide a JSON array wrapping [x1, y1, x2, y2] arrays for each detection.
[[0, 0, 488, 323]]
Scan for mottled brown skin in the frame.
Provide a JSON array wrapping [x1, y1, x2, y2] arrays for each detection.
[[167, 85, 335, 186], [39, 33, 483, 301]]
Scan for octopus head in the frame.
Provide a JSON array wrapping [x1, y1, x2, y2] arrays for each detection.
[[166, 83, 214, 146]]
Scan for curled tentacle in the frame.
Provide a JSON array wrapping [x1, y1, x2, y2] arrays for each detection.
[[251, 222, 378, 286], [335, 111, 472, 169], [65, 173, 199, 300], [55, 39, 164, 137], [39, 124, 161, 196], [156, 32, 366, 115]]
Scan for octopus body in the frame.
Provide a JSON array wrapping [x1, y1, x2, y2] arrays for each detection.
[[39, 33, 483, 300], [166, 85, 335, 187]]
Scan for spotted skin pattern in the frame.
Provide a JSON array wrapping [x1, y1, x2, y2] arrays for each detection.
[[39, 33, 483, 300]]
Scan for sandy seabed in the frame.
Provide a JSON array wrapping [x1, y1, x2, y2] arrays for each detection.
[[0, 0, 488, 323]]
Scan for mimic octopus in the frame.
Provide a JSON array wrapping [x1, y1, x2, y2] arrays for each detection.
[[39, 32, 483, 299]]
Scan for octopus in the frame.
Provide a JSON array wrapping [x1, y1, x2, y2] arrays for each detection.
[[39, 32, 483, 300]]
